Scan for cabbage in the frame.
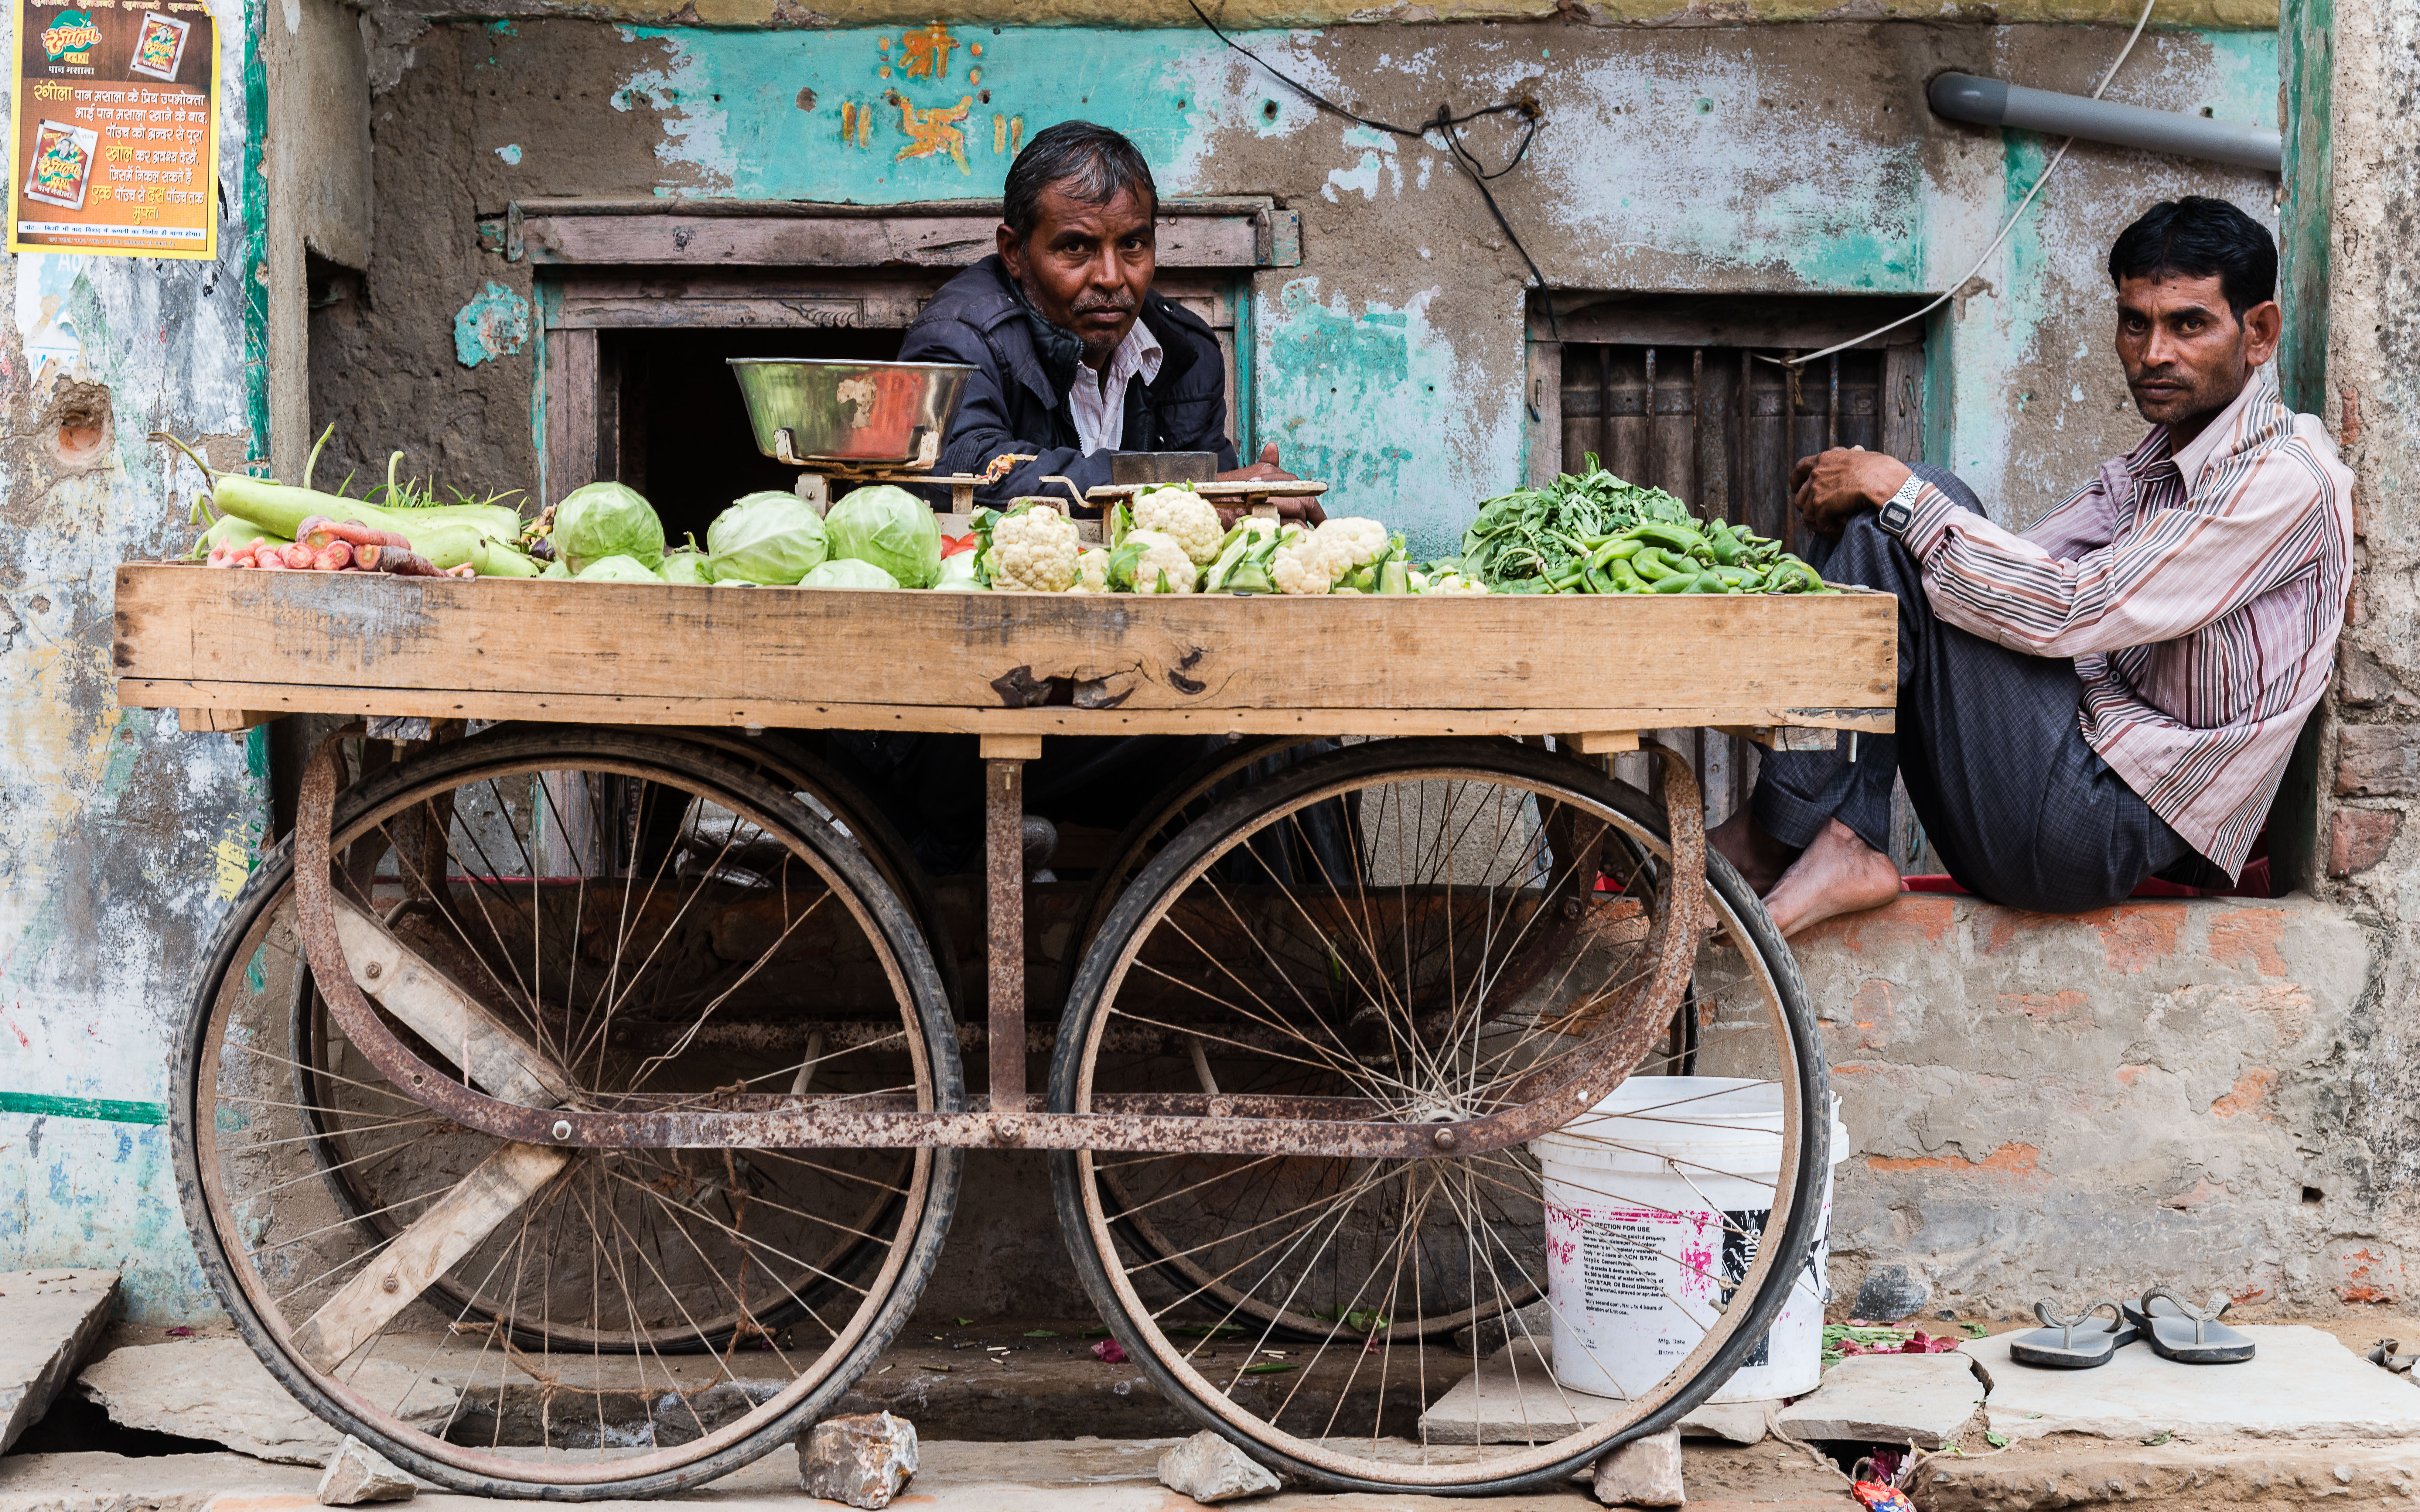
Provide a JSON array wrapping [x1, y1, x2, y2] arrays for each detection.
[[576, 554, 662, 583], [826, 484, 941, 589], [707, 491, 827, 585], [658, 548, 714, 585], [932, 553, 982, 591], [541, 560, 571, 579], [797, 557, 900, 591], [555, 482, 665, 572]]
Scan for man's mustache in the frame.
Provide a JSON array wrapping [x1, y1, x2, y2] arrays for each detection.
[[1071, 293, 1139, 317]]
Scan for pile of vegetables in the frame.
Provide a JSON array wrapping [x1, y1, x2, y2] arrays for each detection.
[[968, 485, 1489, 597], [1459, 456, 1834, 595], [170, 429, 542, 578]]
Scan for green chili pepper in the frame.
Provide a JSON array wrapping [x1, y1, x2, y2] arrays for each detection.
[[1584, 565, 1616, 595], [1625, 521, 1708, 554], [1706, 524, 1744, 566], [1588, 537, 1642, 570], [1631, 547, 1676, 581], [1604, 559, 1648, 593], [1652, 569, 1697, 594]]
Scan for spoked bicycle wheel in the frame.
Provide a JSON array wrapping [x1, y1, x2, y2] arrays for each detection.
[[173, 727, 960, 1499], [1048, 736, 1825, 1492]]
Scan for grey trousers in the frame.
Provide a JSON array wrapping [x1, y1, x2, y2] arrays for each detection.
[[1751, 468, 2199, 914]]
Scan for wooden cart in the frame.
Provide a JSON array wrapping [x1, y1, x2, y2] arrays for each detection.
[[117, 565, 1894, 1500]]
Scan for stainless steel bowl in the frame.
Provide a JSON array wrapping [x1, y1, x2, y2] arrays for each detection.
[[727, 358, 977, 467]]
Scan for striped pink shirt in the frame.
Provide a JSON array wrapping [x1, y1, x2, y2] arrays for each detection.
[[1897, 369, 2353, 878]]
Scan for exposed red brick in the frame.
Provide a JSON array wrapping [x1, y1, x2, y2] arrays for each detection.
[[2341, 385, 2362, 450], [1797, 894, 1955, 954], [2209, 1067, 2275, 1119], [2328, 807, 2402, 876], [1983, 903, 2184, 972], [2335, 725, 2420, 796], [1867, 1142, 2041, 1179], [2206, 908, 2290, 977]]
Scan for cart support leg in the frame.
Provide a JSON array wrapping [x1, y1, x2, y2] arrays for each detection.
[[982, 735, 1042, 1114]]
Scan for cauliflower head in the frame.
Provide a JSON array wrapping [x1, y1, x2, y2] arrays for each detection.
[[1130, 486, 1225, 566], [1109, 529, 1199, 593], [986, 502, 1082, 592], [1423, 570, 1491, 596], [1314, 517, 1390, 574], [1068, 547, 1112, 593], [1271, 526, 1338, 595]]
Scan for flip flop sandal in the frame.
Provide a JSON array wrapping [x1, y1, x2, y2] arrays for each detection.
[[2369, 1339, 2417, 1378], [2007, 1298, 2137, 1368], [2123, 1287, 2256, 1364]]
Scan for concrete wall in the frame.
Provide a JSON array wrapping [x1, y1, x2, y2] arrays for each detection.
[[0, 0, 267, 1321]]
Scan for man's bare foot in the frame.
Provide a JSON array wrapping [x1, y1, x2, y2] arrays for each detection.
[[1710, 809, 1796, 895], [1760, 819, 1903, 938]]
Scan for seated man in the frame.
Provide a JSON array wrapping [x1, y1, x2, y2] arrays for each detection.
[[897, 119, 1317, 518], [1716, 195, 2352, 935]]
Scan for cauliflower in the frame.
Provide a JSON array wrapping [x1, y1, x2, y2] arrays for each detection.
[[1271, 527, 1338, 595], [1203, 517, 1289, 594], [1068, 547, 1112, 593], [1108, 528, 1199, 593], [982, 502, 1082, 592], [1314, 517, 1390, 576], [1130, 486, 1225, 567], [1423, 571, 1491, 596]]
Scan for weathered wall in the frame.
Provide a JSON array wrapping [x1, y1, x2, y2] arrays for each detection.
[[327, 16, 2278, 559], [0, 0, 268, 1320], [2304, 0, 2420, 1310], [1798, 896, 2380, 1316]]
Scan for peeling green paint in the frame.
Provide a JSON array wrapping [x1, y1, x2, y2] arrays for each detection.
[[0, 1092, 167, 1125], [456, 281, 533, 368]]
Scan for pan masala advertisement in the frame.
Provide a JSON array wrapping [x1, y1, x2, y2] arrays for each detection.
[[9, 0, 217, 257]]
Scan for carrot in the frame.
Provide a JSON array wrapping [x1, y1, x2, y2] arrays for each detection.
[[299, 515, 408, 552], [256, 554, 288, 571], [371, 547, 446, 577], [278, 542, 314, 569], [311, 541, 354, 571]]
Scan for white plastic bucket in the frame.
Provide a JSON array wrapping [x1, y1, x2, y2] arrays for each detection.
[[1531, 1076, 1847, 1403]]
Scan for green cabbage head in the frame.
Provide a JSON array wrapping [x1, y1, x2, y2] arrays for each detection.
[[658, 547, 714, 585], [575, 554, 663, 583], [556, 482, 665, 572], [826, 485, 941, 588], [797, 557, 900, 591], [707, 492, 828, 585]]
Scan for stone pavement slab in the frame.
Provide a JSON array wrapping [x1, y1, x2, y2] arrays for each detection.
[[1912, 1436, 2420, 1510], [1420, 1336, 1779, 1446], [77, 1341, 455, 1465], [0, 1272, 118, 1455], [0, 1440, 1855, 1512], [1970, 1324, 2420, 1442], [1774, 1352, 1985, 1448]]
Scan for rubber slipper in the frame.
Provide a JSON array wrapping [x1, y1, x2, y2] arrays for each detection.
[[2007, 1299, 2136, 1368], [2122, 1287, 2255, 1364]]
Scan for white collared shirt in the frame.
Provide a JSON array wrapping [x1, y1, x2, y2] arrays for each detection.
[[1067, 318, 1163, 454]]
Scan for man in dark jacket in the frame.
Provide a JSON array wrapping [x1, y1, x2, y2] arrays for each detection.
[[897, 120, 1314, 517]]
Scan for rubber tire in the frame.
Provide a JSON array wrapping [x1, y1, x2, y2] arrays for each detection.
[[171, 726, 962, 1501], [1047, 735, 1827, 1494]]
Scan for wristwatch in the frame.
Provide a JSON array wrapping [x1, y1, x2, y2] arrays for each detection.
[[1876, 474, 1926, 536]]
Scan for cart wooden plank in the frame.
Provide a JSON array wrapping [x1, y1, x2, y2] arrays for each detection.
[[114, 564, 1895, 736]]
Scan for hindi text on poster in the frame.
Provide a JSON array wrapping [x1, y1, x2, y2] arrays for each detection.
[[10, 0, 217, 257]]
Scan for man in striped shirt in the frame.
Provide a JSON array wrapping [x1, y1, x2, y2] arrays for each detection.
[[1713, 196, 2354, 936]]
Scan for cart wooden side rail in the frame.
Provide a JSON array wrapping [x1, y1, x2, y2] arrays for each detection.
[[116, 562, 1896, 1501]]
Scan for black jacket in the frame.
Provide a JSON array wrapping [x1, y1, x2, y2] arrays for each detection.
[[896, 256, 1238, 511]]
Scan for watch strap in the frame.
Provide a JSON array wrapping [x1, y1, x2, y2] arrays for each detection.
[[1877, 474, 1925, 535]]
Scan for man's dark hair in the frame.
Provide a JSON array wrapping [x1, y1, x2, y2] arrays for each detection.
[[2107, 196, 2278, 320], [1001, 121, 1157, 240]]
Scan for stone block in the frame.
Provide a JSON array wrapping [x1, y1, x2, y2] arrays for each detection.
[[0, 1269, 119, 1455], [1592, 1426, 1683, 1506], [2329, 807, 2401, 875], [1851, 1263, 1930, 1323], [1451, 1298, 1553, 1359], [1155, 1430, 1280, 1503], [315, 1435, 414, 1504], [2335, 725, 2420, 796], [1774, 1352, 1983, 1449], [2337, 647, 2417, 710], [1420, 1336, 1774, 1447], [798, 1410, 919, 1509], [1972, 1325, 2420, 1442], [79, 1340, 455, 1465]]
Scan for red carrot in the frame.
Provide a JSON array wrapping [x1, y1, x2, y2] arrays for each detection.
[[278, 542, 314, 569], [372, 547, 447, 578], [298, 515, 410, 552], [311, 541, 354, 571]]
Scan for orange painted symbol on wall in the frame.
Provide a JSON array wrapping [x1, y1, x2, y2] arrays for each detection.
[[887, 90, 972, 171], [899, 22, 958, 80]]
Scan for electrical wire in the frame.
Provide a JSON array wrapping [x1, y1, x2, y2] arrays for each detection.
[[1182, 0, 1557, 334], [1778, 0, 2162, 368]]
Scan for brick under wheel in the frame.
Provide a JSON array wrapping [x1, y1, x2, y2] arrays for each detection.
[[1047, 736, 1829, 1493], [171, 726, 960, 1499]]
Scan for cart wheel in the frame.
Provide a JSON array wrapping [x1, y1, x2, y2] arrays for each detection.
[[1066, 735, 1303, 958], [1047, 736, 1825, 1493], [663, 726, 965, 1016], [174, 728, 959, 1499]]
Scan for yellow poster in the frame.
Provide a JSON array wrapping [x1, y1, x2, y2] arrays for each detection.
[[9, 0, 217, 258]]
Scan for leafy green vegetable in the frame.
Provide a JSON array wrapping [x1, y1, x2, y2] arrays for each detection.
[[706, 492, 827, 585], [574, 554, 661, 583], [658, 547, 714, 585], [933, 553, 982, 591], [1462, 455, 1693, 591], [826, 484, 941, 588], [797, 557, 901, 591], [556, 482, 665, 572]]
